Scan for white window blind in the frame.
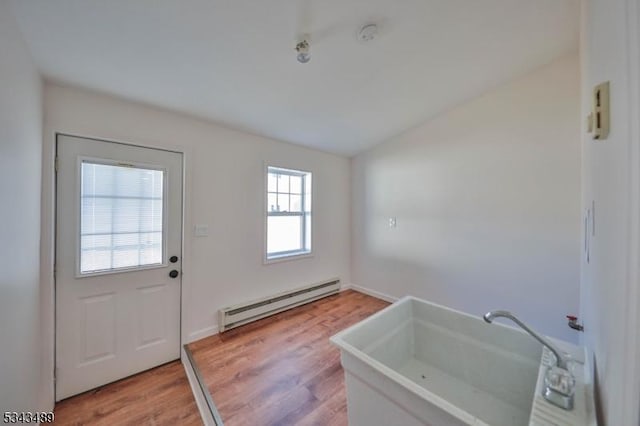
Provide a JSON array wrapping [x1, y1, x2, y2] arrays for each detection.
[[80, 162, 165, 274]]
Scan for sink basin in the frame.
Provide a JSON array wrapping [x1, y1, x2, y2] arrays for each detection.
[[330, 296, 596, 426]]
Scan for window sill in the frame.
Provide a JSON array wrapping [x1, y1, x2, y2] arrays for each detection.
[[264, 251, 313, 265]]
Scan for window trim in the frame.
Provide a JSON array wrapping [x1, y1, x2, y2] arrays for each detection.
[[75, 156, 170, 278], [264, 164, 313, 263]]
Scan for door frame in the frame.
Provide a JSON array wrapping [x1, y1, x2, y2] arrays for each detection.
[[41, 131, 192, 406], [624, 0, 640, 423]]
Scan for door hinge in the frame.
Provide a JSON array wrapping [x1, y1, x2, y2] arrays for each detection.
[[54, 156, 59, 173]]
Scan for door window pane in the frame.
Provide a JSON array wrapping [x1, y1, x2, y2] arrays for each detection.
[[80, 162, 164, 274]]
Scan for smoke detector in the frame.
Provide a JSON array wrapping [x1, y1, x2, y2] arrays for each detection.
[[357, 24, 378, 42]]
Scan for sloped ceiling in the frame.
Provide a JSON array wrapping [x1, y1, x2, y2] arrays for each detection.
[[10, 0, 579, 155]]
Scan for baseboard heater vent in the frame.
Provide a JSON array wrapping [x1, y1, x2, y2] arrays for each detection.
[[218, 278, 341, 332]]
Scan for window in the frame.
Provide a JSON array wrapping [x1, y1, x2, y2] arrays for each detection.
[[80, 161, 165, 274], [266, 166, 311, 260]]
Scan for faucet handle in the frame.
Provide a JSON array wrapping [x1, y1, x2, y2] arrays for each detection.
[[545, 366, 575, 395], [543, 366, 575, 410]]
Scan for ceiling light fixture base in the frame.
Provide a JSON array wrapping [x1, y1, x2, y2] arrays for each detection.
[[357, 24, 378, 42], [295, 38, 311, 63]]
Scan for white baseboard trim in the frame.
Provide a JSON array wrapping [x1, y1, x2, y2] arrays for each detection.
[[187, 324, 219, 343], [347, 283, 399, 303], [181, 346, 218, 425], [339, 283, 353, 292], [186, 284, 394, 344]]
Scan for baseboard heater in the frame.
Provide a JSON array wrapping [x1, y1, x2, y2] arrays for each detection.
[[218, 278, 341, 332]]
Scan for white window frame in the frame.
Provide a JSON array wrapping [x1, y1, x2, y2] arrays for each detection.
[[264, 164, 312, 263], [75, 156, 169, 277]]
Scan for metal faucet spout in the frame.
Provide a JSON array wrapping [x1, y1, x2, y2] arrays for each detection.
[[483, 310, 568, 370], [484, 309, 575, 410]]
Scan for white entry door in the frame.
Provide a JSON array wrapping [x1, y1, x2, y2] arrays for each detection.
[[55, 135, 183, 400]]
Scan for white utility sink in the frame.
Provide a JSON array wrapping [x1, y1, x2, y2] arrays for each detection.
[[330, 296, 597, 426]]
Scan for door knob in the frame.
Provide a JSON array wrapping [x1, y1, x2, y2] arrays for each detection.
[[169, 270, 179, 278], [170, 255, 179, 263]]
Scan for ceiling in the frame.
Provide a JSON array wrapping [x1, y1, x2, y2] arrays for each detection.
[[9, 0, 579, 156]]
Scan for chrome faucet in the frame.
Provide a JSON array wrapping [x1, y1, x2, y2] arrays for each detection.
[[483, 310, 568, 369], [484, 310, 575, 410]]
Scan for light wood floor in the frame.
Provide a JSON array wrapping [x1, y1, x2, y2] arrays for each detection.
[[52, 360, 202, 426], [188, 290, 389, 426]]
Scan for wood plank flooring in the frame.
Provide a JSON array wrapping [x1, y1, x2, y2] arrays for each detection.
[[188, 290, 389, 426], [52, 360, 202, 426]]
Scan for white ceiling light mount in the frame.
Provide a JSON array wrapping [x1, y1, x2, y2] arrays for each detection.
[[295, 38, 310, 63], [357, 24, 378, 42]]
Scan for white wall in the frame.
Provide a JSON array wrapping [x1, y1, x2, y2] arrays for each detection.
[[352, 53, 581, 343], [40, 82, 351, 403], [0, 0, 43, 415], [580, 0, 640, 424]]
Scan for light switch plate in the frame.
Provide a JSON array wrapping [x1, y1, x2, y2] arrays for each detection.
[[592, 81, 610, 140], [389, 217, 397, 228], [194, 224, 209, 237]]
